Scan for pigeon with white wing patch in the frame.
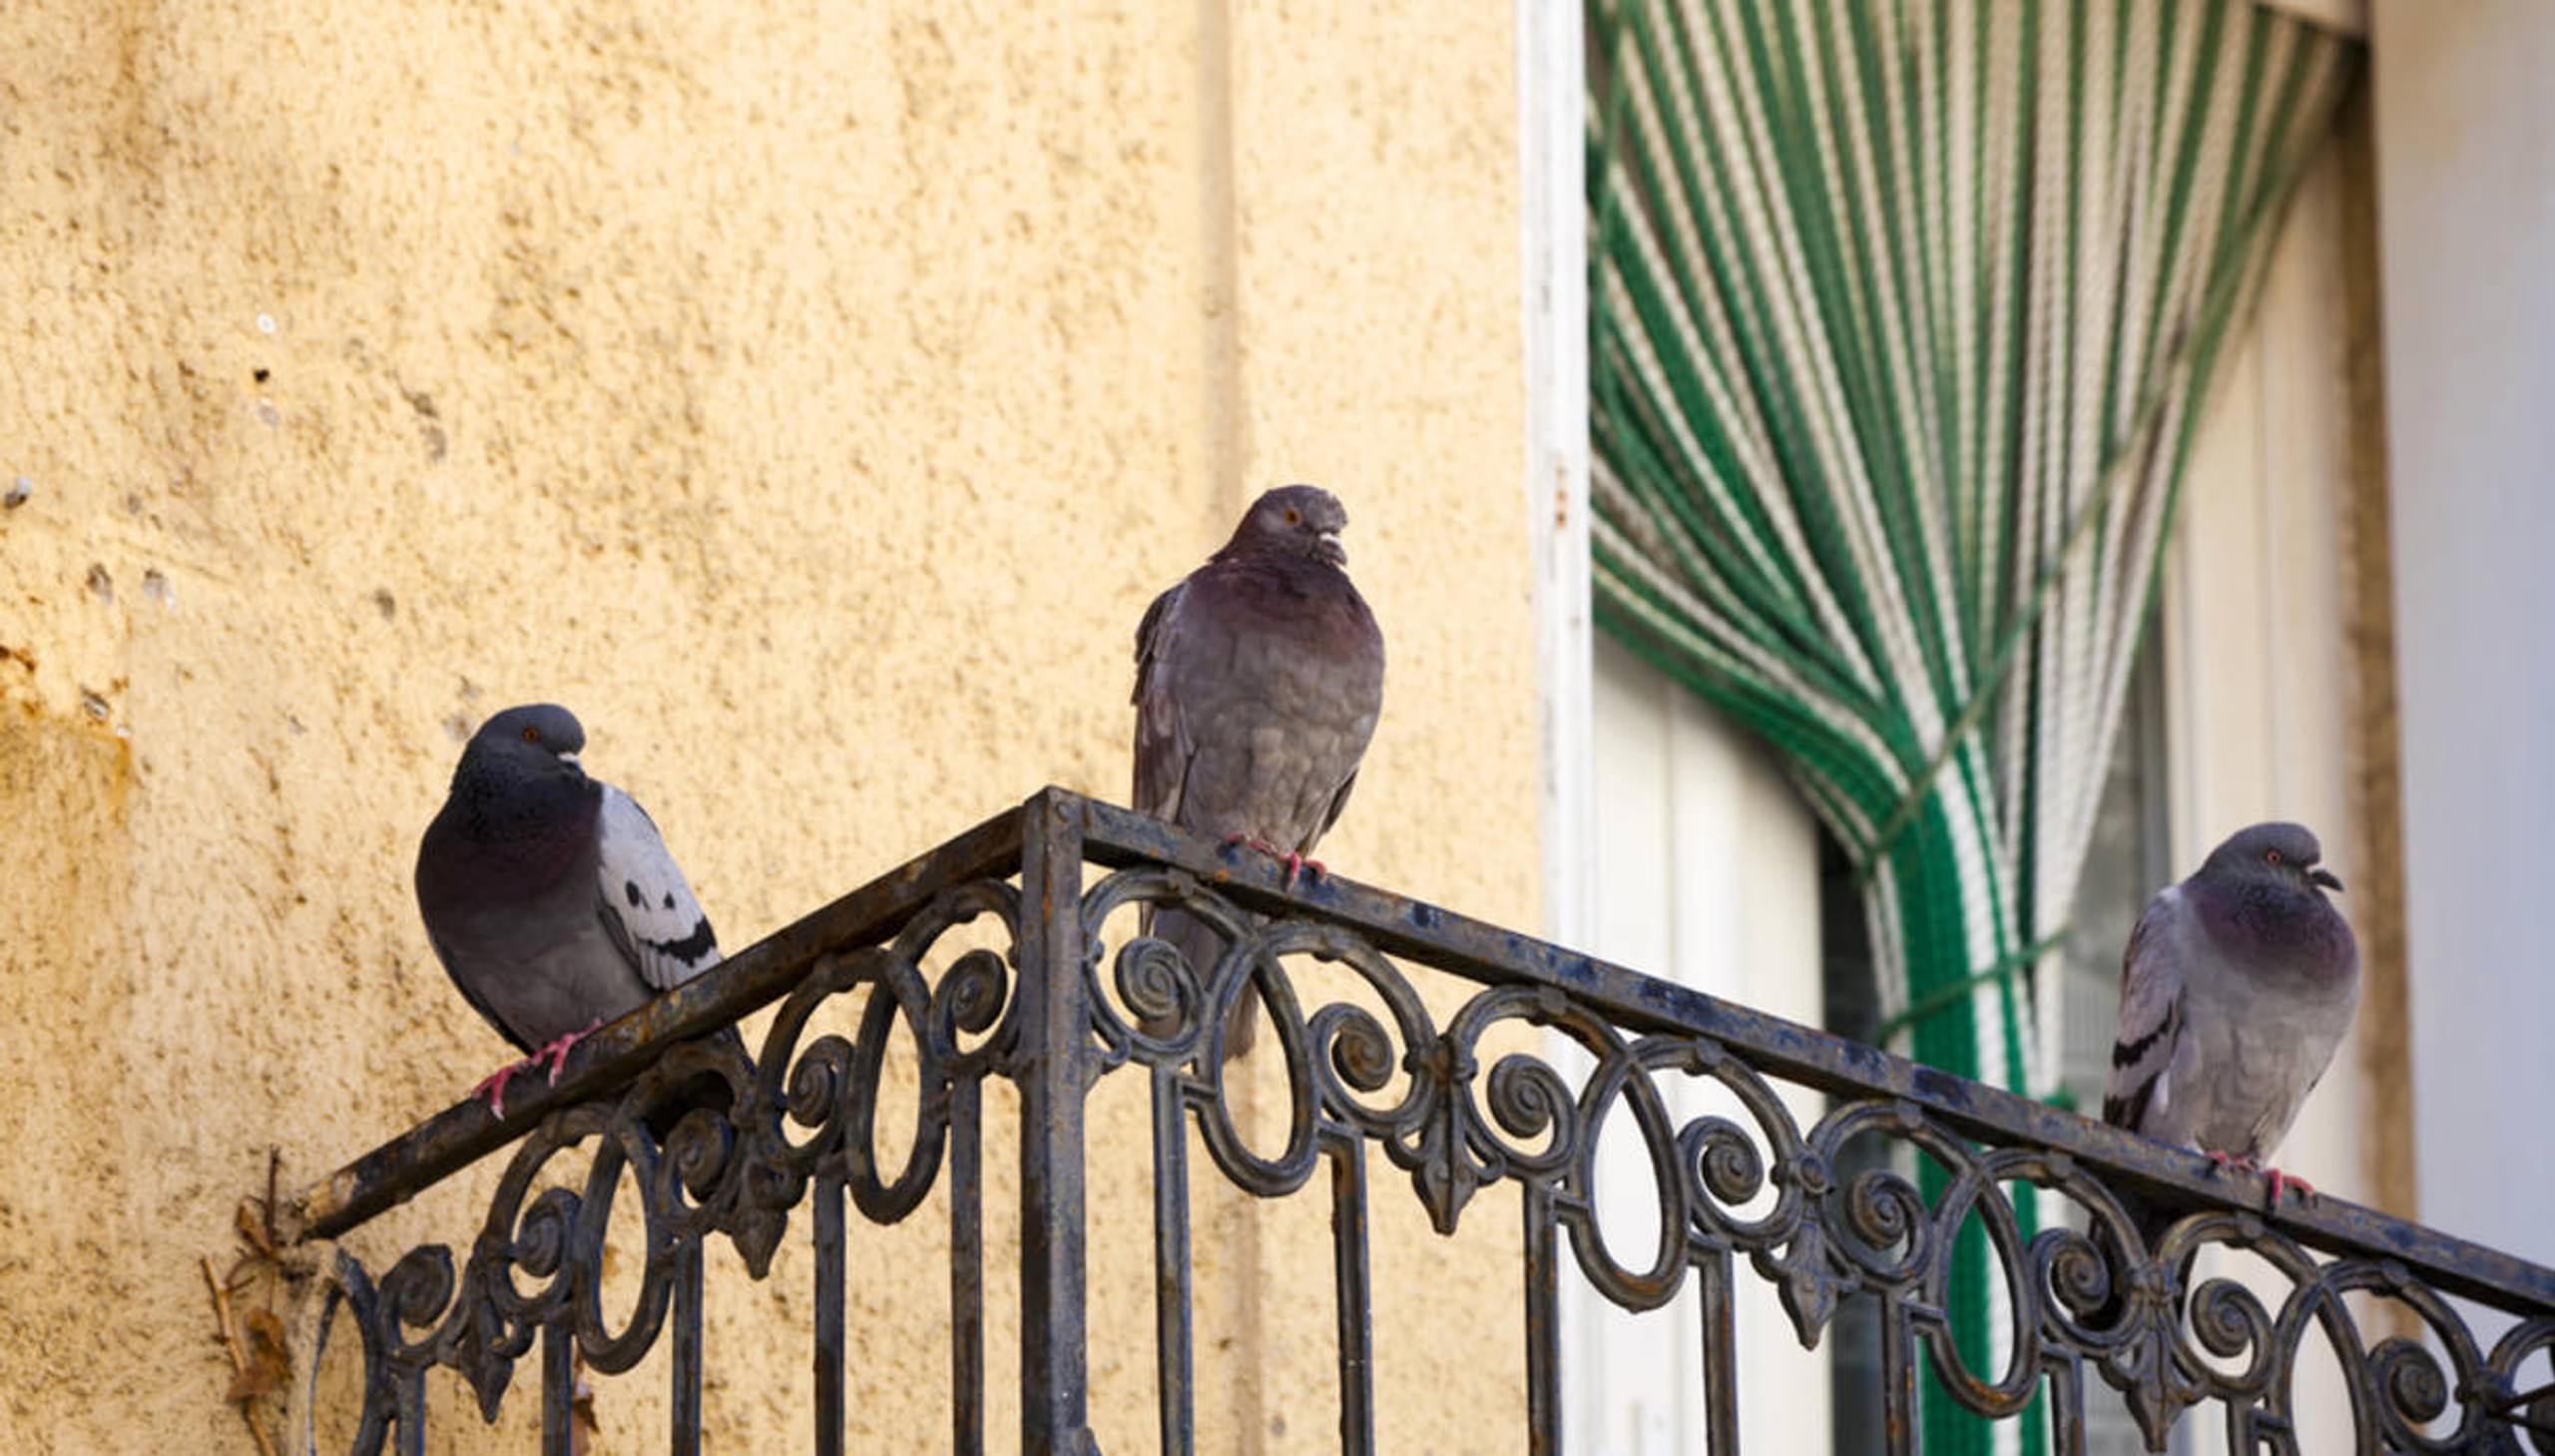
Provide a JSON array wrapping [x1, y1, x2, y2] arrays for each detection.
[[415, 703, 738, 1123]]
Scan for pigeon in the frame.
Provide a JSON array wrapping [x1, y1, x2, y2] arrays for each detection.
[[415, 704, 740, 1128], [2104, 821, 2361, 1205], [1132, 485, 1385, 1056]]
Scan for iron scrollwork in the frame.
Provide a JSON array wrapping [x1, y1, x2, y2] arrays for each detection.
[[308, 876, 1022, 1455], [298, 791, 2555, 1455]]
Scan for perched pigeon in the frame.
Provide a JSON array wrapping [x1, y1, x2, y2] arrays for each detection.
[[1132, 485, 1385, 1055], [2103, 821, 2361, 1205], [416, 704, 737, 1125]]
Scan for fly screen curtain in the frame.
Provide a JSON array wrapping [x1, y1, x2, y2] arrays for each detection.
[[1584, 2, 2353, 1450]]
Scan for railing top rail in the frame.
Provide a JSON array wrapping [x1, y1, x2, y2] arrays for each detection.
[[292, 786, 2555, 1317], [1076, 794, 2555, 1315]]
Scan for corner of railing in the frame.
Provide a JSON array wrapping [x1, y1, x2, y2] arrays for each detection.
[[1014, 785, 1096, 1455]]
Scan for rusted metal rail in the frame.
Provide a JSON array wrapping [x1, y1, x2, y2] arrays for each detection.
[[290, 787, 2555, 1453]]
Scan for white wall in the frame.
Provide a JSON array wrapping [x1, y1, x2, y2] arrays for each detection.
[[2369, 0, 2555, 1268]]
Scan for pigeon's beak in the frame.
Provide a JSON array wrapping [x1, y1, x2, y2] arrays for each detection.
[[1316, 530, 1346, 566], [2307, 866, 2343, 893], [558, 751, 582, 770]]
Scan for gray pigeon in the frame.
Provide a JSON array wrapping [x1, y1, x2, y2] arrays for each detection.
[[1132, 485, 1385, 1056], [2103, 821, 2360, 1205], [416, 704, 734, 1123]]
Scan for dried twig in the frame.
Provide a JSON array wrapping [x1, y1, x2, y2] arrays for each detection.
[[226, 1148, 285, 1288], [200, 1254, 283, 1456]]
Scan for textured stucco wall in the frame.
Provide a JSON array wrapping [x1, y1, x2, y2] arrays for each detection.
[[0, 1, 1531, 1450]]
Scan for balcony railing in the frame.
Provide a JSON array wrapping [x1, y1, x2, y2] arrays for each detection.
[[285, 787, 2555, 1454]]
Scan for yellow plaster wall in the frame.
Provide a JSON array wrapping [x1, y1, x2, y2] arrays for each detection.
[[0, 0, 1533, 1450]]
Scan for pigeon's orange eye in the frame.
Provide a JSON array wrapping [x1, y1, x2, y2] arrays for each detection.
[[1283, 507, 1302, 526], [521, 727, 540, 743], [2265, 848, 2283, 865]]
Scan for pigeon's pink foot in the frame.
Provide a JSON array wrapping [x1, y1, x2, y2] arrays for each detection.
[[2265, 1167, 2317, 1206], [533, 1019, 606, 1084], [471, 1060, 532, 1119], [2204, 1151, 2312, 1210], [1219, 834, 1323, 889]]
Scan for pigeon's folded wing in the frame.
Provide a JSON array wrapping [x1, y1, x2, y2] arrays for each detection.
[[2103, 887, 2187, 1137], [595, 784, 722, 993], [1313, 769, 1360, 847], [1133, 580, 1195, 824]]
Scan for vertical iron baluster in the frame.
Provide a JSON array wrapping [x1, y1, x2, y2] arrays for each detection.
[[1329, 1139, 1375, 1456], [951, 1077, 986, 1456], [2046, 1362, 2085, 1456], [1015, 789, 1092, 1455], [1879, 1302, 1916, 1456], [1153, 1066, 1195, 1456], [1697, 1253, 1738, 1456], [392, 1366, 425, 1456], [670, 1238, 703, 1456], [542, 1320, 576, 1456], [1524, 1184, 1560, 1456], [2229, 1403, 2289, 1455], [813, 1171, 845, 1456]]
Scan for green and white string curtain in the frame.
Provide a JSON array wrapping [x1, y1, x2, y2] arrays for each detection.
[[1585, 0, 2354, 1450]]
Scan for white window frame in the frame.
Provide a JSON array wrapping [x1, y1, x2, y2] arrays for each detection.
[[1521, 0, 1592, 961]]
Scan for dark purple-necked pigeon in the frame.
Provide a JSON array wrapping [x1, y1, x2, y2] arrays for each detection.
[[416, 704, 733, 1122], [2104, 821, 2360, 1206], [1132, 485, 1385, 1056]]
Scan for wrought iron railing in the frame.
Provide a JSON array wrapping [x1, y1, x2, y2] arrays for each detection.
[[286, 787, 2555, 1454]]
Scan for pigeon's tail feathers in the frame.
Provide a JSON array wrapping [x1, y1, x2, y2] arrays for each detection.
[[1138, 905, 1260, 1060]]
